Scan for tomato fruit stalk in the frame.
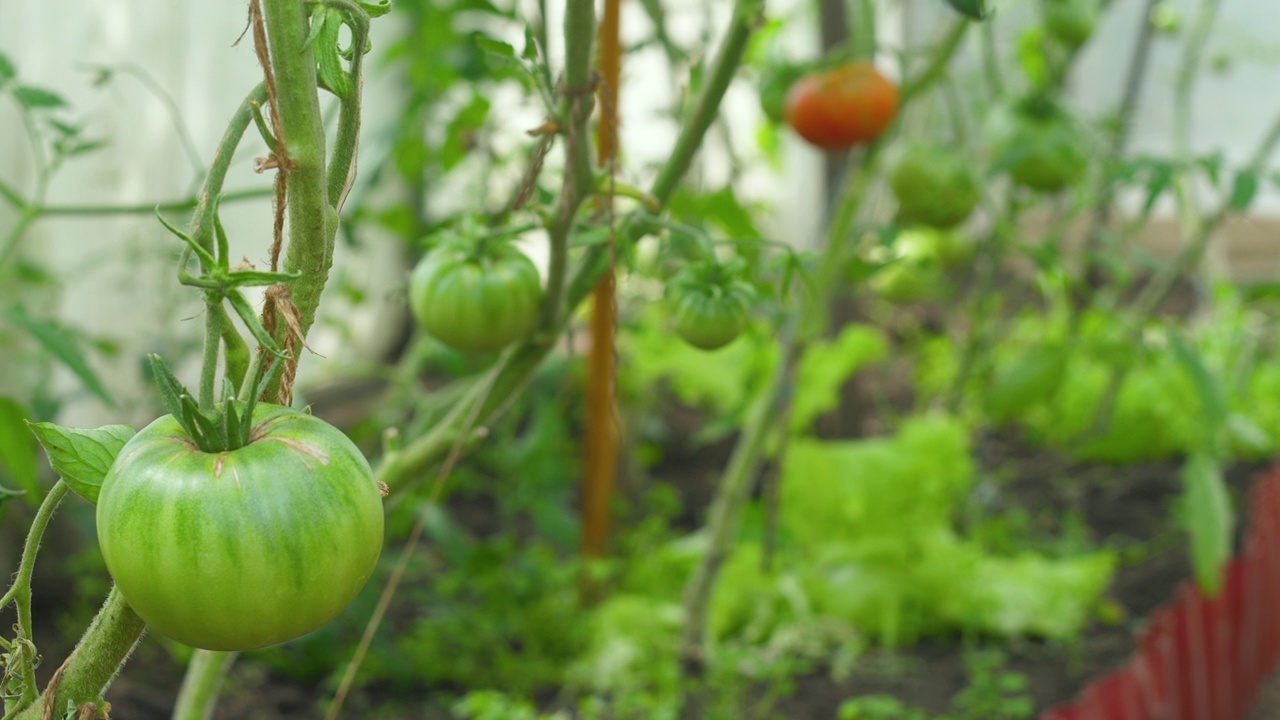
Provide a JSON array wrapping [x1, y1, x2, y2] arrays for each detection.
[[784, 62, 900, 150], [409, 231, 544, 353], [97, 403, 385, 651]]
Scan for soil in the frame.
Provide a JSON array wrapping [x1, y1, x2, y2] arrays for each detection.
[[21, 402, 1280, 720]]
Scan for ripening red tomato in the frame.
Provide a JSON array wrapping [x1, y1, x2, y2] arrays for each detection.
[[784, 63, 900, 150]]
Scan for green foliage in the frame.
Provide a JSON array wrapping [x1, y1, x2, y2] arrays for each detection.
[[26, 422, 134, 504], [927, 292, 1280, 463], [790, 325, 890, 433], [838, 650, 1032, 720]]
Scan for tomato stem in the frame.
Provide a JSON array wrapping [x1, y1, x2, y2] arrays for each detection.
[[0, 481, 69, 714], [13, 586, 145, 720], [172, 651, 238, 720], [377, 0, 764, 497]]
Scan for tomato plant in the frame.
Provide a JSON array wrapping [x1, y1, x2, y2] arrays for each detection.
[[784, 62, 899, 150], [667, 259, 756, 351], [889, 143, 982, 229], [96, 403, 385, 651], [409, 232, 544, 354]]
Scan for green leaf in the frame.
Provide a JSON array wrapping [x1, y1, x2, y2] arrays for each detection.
[[474, 33, 516, 60], [316, 8, 353, 99], [12, 85, 67, 109], [0, 52, 15, 86], [359, 0, 392, 18], [1181, 453, 1232, 594], [1167, 329, 1228, 443], [984, 344, 1069, 422], [790, 325, 890, 434], [28, 422, 133, 504], [0, 397, 40, 500], [302, 3, 328, 50], [1016, 28, 1048, 87], [5, 305, 114, 406], [939, 0, 988, 20], [1229, 170, 1258, 211]]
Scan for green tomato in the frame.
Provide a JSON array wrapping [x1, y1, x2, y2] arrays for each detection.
[[999, 111, 1089, 193], [899, 226, 974, 267], [889, 143, 982, 229], [96, 404, 385, 651], [1044, 0, 1097, 48], [671, 287, 750, 351], [871, 257, 948, 304], [668, 260, 755, 351], [409, 238, 543, 353]]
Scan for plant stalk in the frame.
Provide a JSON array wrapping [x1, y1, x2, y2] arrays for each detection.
[[171, 651, 238, 720], [0, 481, 69, 715], [15, 587, 145, 720]]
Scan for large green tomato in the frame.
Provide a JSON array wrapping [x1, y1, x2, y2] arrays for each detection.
[[889, 143, 982, 229], [96, 404, 385, 651], [409, 237, 543, 354]]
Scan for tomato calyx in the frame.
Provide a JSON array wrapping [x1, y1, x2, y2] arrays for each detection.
[[147, 353, 280, 454]]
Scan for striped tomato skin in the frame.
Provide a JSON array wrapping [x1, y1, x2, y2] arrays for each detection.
[[96, 404, 384, 651]]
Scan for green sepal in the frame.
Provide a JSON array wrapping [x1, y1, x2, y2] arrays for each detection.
[[226, 288, 285, 356], [148, 353, 191, 423]]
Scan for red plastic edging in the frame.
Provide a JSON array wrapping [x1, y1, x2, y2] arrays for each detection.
[[1040, 463, 1280, 720]]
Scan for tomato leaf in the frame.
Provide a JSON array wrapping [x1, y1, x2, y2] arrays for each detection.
[[12, 85, 67, 109], [5, 304, 114, 407], [0, 52, 16, 87], [1167, 329, 1228, 446], [27, 422, 134, 504], [790, 325, 889, 434], [939, 0, 988, 20], [359, 0, 392, 18], [1181, 452, 1232, 595], [1229, 170, 1259, 212], [984, 344, 1069, 422], [1016, 28, 1049, 87], [473, 33, 516, 60], [316, 8, 353, 100], [0, 397, 40, 502]]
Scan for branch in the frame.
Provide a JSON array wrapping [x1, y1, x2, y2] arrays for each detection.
[[377, 0, 764, 494], [15, 587, 146, 720]]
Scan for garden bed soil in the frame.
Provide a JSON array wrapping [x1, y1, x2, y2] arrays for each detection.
[[24, 414, 1280, 719]]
